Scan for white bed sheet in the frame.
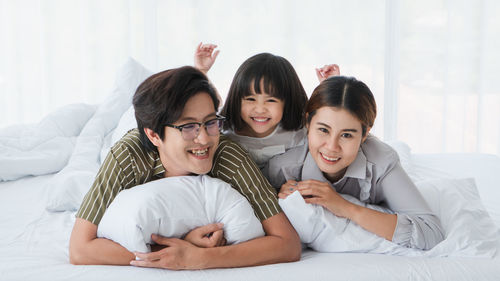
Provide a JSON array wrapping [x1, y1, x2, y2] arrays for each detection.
[[1, 160, 500, 281]]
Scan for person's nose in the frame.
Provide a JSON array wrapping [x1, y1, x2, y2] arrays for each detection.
[[253, 100, 267, 114], [193, 125, 210, 144], [325, 136, 341, 152]]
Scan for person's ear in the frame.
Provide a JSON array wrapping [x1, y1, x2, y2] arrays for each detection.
[[144, 128, 162, 147], [305, 113, 310, 130], [362, 127, 372, 143]]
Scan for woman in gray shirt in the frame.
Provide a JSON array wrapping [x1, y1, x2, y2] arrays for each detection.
[[265, 76, 444, 250]]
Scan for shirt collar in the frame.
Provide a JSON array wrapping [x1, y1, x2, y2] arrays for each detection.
[[301, 152, 330, 182], [343, 147, 368, 180]]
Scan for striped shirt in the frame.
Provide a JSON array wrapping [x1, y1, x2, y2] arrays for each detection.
[[76, 129, 281, 225]]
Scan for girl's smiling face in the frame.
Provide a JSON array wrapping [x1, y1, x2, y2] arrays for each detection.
[[307, 106, 367, 182], [238, 80, 284, 138]]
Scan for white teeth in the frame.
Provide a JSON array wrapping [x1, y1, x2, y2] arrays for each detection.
[[191, 148, 208, 156], [252, 117, 269, 122], [321, 153, 339, 161]]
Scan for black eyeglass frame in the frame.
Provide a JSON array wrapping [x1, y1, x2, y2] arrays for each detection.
[[164, 115, 225, 140]]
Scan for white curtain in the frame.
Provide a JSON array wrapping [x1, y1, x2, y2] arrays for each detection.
[[1, 0, 499, 155]]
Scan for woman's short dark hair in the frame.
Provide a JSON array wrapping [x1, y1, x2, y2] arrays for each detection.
[[221, 53, 307, 131], [133, 66, 219, 152], [306, 76, 377, 136]]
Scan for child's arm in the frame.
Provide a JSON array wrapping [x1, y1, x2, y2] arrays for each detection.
[[315, 64, 340, 83], [194, 42, 220, 74]]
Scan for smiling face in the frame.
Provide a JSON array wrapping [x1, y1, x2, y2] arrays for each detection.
[[149, 92, 219, 177], [238, 80, 284, 138], [307, 106, 367, 182]]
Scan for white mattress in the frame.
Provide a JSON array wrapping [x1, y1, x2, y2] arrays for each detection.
[[1, 154, 500, 281]]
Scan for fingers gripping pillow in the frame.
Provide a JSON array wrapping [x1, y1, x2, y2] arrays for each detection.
[[279, 191, 402, 254], [279, 178, 500, 257], [97, 175, 265, 253]]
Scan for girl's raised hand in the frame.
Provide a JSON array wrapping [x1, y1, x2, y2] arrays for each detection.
[[315, 64, 340, 83], [194, 42, 220, 74], [297, 179, 352, 218], [278, 179, 299, 199]]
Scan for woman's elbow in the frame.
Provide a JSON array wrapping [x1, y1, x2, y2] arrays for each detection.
[[394, 214, 445, 250], [424, 222, 445, 250]]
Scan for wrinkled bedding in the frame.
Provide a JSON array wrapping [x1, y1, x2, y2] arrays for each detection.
[[1, 58, 500, 281]]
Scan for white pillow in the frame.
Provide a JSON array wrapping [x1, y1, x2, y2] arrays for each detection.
[[417, 178, 500, 257], [385, 140, 414, 178], [99, 106, 137, 164], [97, 175, 265, 253], [280, 192, 406, 255], [412, 153, 500, 229], [0, 103, 96, 181], [111, 106, 137, 147], [279, 178, 499, 257], [46, 58, 152, 212]]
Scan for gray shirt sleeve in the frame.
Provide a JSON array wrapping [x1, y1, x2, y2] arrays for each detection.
[[376, 161, 445, 250]]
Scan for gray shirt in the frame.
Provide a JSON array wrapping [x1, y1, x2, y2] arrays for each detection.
[[264, 134, 444, 250], [224, 125, 307, 170]]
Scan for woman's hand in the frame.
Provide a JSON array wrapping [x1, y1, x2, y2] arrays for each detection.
[[194, 42, 220, 74], [278, 179, 299, 199], [315, 64, 340, 83], [297, 179, 353, 218]]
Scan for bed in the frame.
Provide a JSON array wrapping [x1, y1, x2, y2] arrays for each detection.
[[1, 59, 500, 281]]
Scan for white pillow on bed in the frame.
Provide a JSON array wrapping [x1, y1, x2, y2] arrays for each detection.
[[97, 175, 265, 253], [279, 177, 499, 257], [99, 106, 137, 164], [46, 58, 151, 212], [416, 178, 499, 257], [385, 140, 414, 178]]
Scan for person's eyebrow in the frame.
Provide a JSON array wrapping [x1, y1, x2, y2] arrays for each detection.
[[316, 122, 358, 132], [177, 112, 217, 123]]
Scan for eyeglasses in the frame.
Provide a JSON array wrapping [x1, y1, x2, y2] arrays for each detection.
[[165, 115, 225, 141]]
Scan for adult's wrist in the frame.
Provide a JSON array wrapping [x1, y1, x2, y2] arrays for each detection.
[[344, 201, 362, 222], [194, 246, 217, 269]]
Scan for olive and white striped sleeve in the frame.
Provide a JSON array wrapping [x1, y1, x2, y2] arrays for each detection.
[[210, 136, 281, 221], [76, 130, 161, 225]]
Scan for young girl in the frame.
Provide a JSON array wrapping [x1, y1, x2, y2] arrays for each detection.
[[195, 43, 339, 169], [265, 76, 445, 250]]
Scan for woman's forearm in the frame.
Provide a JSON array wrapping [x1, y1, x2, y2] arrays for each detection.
[[348, 204, 397, 241]]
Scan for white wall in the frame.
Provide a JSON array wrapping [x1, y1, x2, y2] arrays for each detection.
[[1, 0, 499, 155]]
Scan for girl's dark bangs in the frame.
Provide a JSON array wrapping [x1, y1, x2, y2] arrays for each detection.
[[245, 73, 282, 100]]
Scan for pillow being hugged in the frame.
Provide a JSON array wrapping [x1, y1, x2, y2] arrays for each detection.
[[97, 175, 265, 253], [279, 192, 404, 254], [279, 178, 500, 257]]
